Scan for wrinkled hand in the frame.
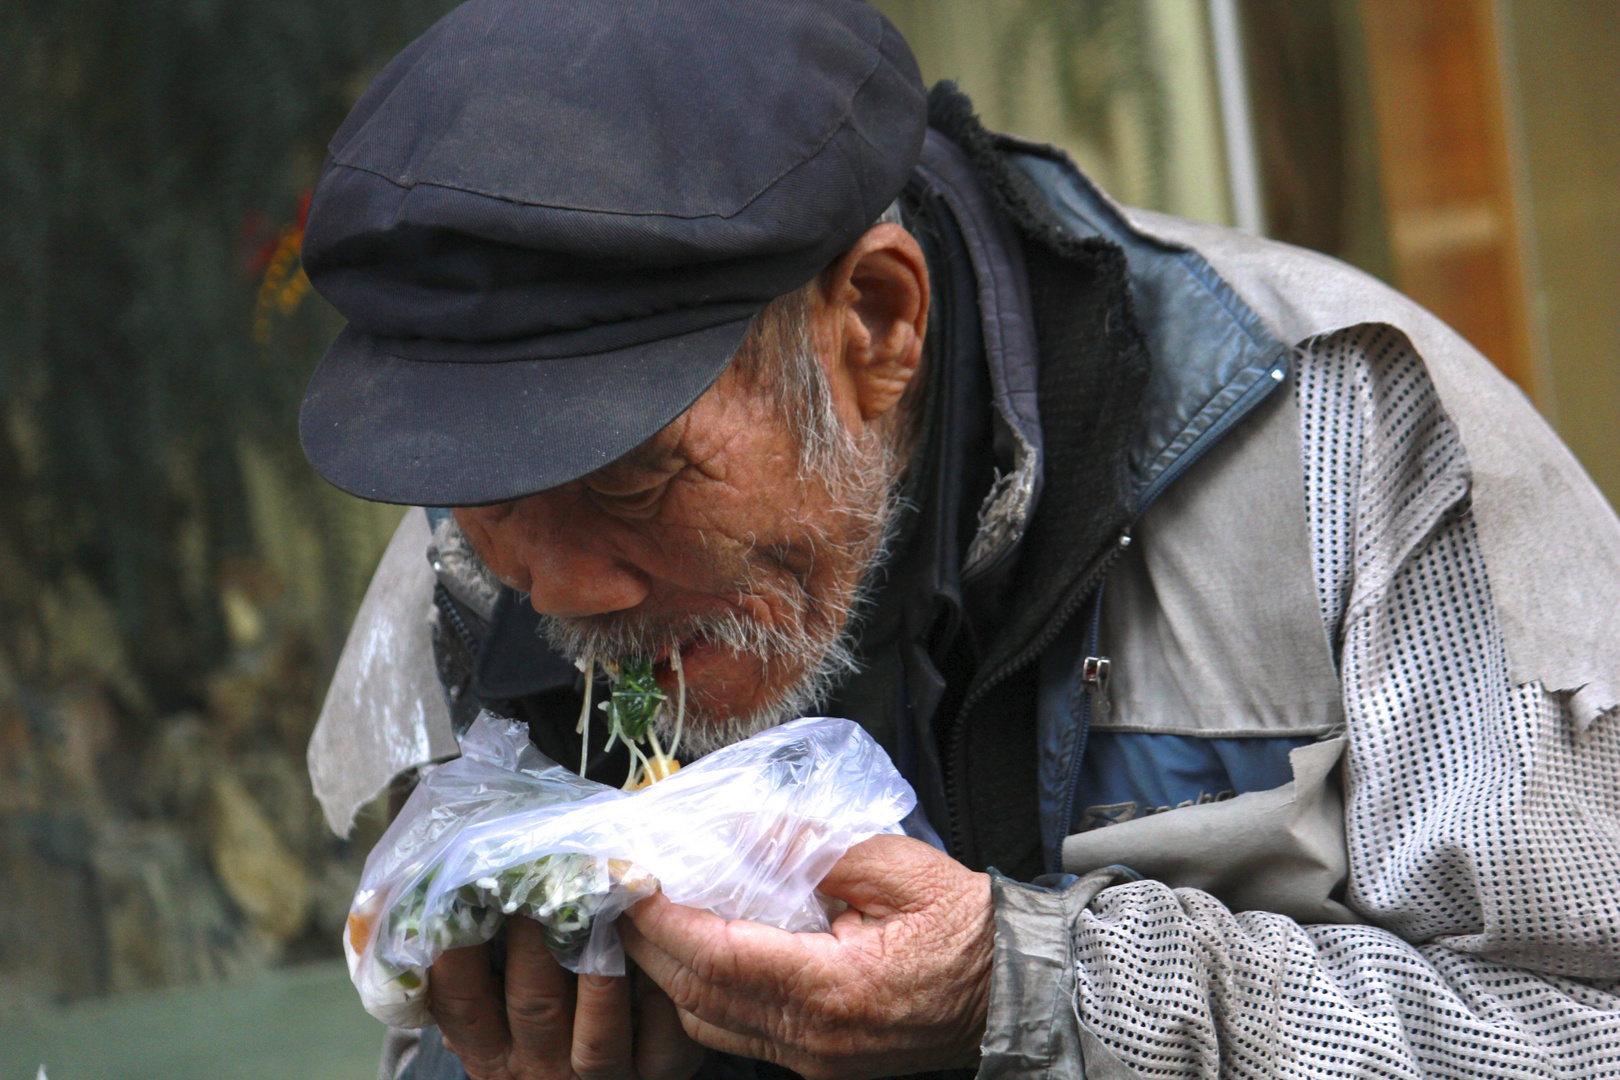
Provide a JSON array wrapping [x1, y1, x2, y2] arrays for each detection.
[[428, 914, 706, 1080], [622, 834, 993, 1080]]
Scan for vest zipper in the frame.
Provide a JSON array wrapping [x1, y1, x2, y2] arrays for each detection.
[[945, 531, 1133, 858], [435, 583, 481, 657], [1051, 588, 1109, 871]]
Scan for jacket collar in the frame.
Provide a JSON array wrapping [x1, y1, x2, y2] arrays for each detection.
[[913, 129, 1046, 585], [1003, 139, 1292, 510]]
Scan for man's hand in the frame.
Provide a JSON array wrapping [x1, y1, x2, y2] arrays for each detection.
[[622, 834, 994, 1080], [428, 914, 706, 1080]]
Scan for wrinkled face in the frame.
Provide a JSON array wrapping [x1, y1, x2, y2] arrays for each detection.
[[453, 321, 901, 754], [455, 221, 928, 755]]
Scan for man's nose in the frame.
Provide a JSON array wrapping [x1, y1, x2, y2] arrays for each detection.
[[464, 493, 651, 618]]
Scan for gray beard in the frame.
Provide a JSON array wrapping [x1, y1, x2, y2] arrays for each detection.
[[538, 571, 879, 759], [536, 487, 901, 759]]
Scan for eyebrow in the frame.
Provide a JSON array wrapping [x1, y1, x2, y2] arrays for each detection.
[[589, 443, 678, 484]]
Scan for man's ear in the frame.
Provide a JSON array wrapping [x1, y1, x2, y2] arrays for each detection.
[[816, 222, 930, 426]]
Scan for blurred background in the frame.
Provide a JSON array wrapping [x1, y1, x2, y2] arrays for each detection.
[[0, 1, 1614, 1076]]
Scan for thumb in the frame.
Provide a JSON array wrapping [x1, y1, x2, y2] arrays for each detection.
[[815, 833, 962, 918]]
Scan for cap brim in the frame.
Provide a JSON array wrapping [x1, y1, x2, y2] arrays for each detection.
[[299, 316, 755, 506]]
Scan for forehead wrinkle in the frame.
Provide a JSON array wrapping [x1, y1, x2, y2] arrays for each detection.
[[686, 386, 790, 480]]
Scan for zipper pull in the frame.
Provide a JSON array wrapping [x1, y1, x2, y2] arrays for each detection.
[[1081, 655, 1111, 695]]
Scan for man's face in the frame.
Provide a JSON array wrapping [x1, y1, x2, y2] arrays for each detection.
[[453, 319, 896, 754], [454, 224, 927, 754]]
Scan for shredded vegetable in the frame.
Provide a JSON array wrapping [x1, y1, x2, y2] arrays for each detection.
[[577, 651, 685, 788], [351, 651, 689, 1012], [349, 851, 656, 1000]]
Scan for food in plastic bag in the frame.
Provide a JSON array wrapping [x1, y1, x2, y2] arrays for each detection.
[[345, 710, 918, 1028]]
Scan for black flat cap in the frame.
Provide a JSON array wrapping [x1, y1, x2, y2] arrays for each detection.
[[299, 0, 926, 506]]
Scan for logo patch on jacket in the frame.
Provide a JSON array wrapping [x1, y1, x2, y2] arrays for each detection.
[[1076, 789, 1237, 833]]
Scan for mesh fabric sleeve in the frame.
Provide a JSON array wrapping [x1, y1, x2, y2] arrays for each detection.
[[989, 325, 1620, 1080]]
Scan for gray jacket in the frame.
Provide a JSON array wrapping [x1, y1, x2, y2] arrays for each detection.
[[977, 147, 1620, 1079]]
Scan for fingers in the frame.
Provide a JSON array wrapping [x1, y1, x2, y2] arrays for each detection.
[[571, 964, 707, 1080], [670, 1005, 832, 1080], [622, 911, 747, 1041], [618, 900, 686, 987], [626, 894, 803, 988], [622, 846, 992, 1080], [502, 916, 578, 1077], [623, 898, 817, 1051], [634, 973, 707, 1080], [432, 916, 704, 1080], [670, 1006, 772, 1067], [429, 941, 514, 1077], [815, 834, 957, 916], [571, 973, 634, 1080]]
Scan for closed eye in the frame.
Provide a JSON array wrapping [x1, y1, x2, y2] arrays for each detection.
[[584, 478, 671, 519]]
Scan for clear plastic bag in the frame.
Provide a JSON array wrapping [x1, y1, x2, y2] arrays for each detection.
[[345, 711, 918, 1028]]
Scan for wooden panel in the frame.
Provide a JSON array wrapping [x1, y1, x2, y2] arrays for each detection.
[[1359, 0, 1535, 395]]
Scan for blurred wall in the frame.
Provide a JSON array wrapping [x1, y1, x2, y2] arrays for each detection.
[[874, 0, 1235, 225], [1500, 0, 1620, 506], [1237, 0, 1393, 281], [0, 0, 454, 1012]]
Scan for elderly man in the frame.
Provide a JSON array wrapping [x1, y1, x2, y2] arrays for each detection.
[[299, 3, 1620, 1080]]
